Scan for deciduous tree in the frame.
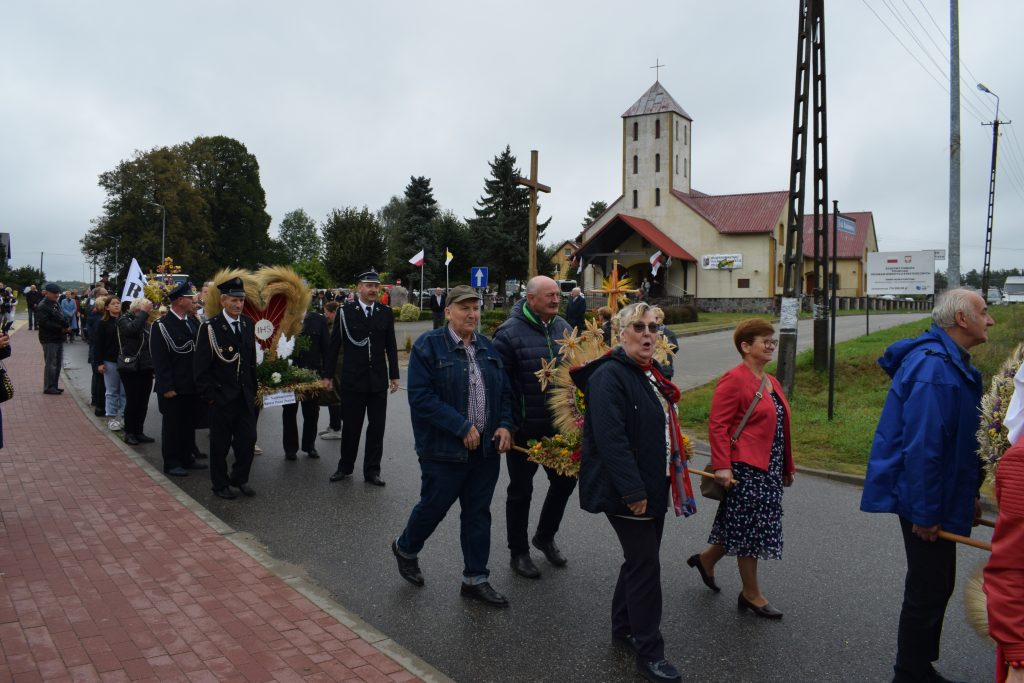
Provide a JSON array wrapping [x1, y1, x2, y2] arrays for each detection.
[[322, 207, 385, 286], [277, 209, 322, 262]]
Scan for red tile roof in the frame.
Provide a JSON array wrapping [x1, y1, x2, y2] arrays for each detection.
[[671, 189, 788, 234], [801, 212, 874, 259], [622, 81, 692, 119]]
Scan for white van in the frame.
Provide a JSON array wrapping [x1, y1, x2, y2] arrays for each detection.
[[1004, 276, 1024, 304]]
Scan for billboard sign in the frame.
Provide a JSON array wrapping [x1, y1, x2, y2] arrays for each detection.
[[837, 216, 857, 235], [701, 253, 743, 270], [866, 251, 935, 295]]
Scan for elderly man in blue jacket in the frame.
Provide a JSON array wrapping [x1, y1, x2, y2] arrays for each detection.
[[393, 285, 515, 607], [861, 288, 994, 683]]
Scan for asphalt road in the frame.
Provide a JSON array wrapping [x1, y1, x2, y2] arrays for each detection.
[[60, 311, 997, 683]]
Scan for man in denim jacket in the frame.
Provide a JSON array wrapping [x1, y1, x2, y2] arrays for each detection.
[[392, 285, 515, 607]]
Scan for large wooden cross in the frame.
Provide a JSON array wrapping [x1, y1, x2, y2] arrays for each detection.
[[514, 150, 551, 279]]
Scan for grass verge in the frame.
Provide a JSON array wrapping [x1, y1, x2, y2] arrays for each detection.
[[677, 304, 1024, 475]]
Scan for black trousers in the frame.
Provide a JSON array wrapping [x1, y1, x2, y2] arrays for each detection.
[[158, 393, 199, 472], [338, 389, 387, 478], [282, 400, 320, 454], [327, 403, 342, 431], [120, 369, 153, 436], [893, 516, 956, 682], [505, 442, 578, 555], [208, 396, 257, 490], [608, 514, 666, 662]]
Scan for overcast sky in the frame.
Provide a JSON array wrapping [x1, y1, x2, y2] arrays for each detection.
[[3, 1, 1023, 283]]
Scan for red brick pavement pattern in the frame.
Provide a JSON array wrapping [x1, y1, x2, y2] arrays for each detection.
[[0, 331, 421, 683]]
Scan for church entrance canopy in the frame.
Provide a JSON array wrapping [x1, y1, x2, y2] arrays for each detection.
[[574, 214, 696, 272]]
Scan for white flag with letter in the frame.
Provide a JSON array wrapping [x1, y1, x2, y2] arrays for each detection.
[[120, 258, 148, 302]]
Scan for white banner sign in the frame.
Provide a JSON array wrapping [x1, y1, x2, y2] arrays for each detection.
[[700, 253, 743, 270], [866, 251, 935, 295], [120, 258, 148, 302], [261, 390, 296, 408]]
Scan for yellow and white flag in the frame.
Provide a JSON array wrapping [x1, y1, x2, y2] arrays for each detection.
[[445, 248, 454, 266]]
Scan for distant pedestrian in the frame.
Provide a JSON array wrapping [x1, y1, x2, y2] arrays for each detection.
[[35, 283, 68, 394], [597, 306, 614, 346], [429, 287, 446, 329], [565, 287, 586, 332], [861, 288, 993, 683], [26, 284, 41, 330], [60, 291, 79, 343]]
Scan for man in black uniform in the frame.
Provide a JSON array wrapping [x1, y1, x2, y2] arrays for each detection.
[[194, 277, 259, 499], [150, 283, 208, 477], [282, 309, 331, 461], [36, 283, 69, 394], [326, 269, 399, 486]]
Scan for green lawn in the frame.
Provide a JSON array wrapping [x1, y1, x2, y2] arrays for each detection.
[[677, 304, 1024, 474], [667, 308, 923, 334]]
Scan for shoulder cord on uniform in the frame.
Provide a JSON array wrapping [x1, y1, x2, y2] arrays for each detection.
[[339, 305, 370, 357], [156, 319, 194, 354], [205, 322, 241, 378]]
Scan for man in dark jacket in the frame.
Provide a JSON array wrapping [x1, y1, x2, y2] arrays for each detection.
[[492, 275, 576, 579], [194, 277, 259, 499], [861, 289, 993, 683], [36, 283, 69, 394], [429, 287, 446, 329], [565, 287, 586, 331], [26, 285, 42, 330], [282, 310, 330, 461], [151, 283, 207, 477], [393, 285, 515, 607], [325, 269, 400, 486]]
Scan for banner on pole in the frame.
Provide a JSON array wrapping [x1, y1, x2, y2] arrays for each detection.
[[120, 258, 148, 302], [408, 249, 425, 267], [445, 249, 454, 266]]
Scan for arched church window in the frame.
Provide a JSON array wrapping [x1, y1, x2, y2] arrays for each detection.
[[675, 155, 679, 174], [655, 119, 661, 139], [632, 190, 638, 209], [655, 188, 661, 206], [655, 154, 661, 173], [633, 155, 638, 174], [633, 122, 638, 141], [684, 124, 688, 145]]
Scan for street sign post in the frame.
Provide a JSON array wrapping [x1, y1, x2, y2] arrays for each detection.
[[471, 267, 489, 289]]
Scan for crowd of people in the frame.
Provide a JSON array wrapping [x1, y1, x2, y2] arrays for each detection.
[[26, 272, 1022, 683]]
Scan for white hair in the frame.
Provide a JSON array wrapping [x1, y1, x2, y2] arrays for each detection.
[[129, 298, 148, 313], [932, 289, 980, 329]]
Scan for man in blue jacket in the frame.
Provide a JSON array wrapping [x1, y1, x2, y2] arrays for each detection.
[[861, 288, 993, 683], [393, 285, 514, 607]]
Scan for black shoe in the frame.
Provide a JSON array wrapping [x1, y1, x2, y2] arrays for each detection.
[[94, 407, 105, 416], [43, 389, 61, 395], [234, 483, 256, 497], [57, 388, 64, 392], [305, 448, 320, 459], [192, 451, 208, 460], [212, 487, 237, 499], [329, 470, 350, 482], [612, 633, 638, 653], [135, 434, 155, 443], [165, 467, 189, 477], [926, 667, 968, 683], [531, 536, 567, 567], [183, 462, 208, 470], [366, 475, 386, 487], [686, 553, 721, 592], [124, 433, 140, 445], [737, 592, 783, 619], [510, 553, 541, 579], [460, 582, 509, 607], [285, 452, 298, 461], [391, 540, 424, 586], [636, 658, 681, 683]]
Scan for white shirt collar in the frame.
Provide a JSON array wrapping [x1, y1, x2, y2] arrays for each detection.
[[223, 311, 239, 325]]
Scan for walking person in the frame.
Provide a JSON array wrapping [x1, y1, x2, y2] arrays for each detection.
[[392, 285, 515, 606], [26, 284, 41, 330], [84, 291, 107, 416], [117, 298, 156, 445], [93, 296, 126, 430], [282, 309, 330, 461], [565, 287, 586, 332], [35, 283, 68, 394], [861, 289, 993, 683], [318, 300, 343, 441], [60, 290, 79, 343], [686, 319, 795, 618]]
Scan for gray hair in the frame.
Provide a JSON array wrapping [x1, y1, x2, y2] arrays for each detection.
[[612, 302, 664, 346], [932, 288, 980, 328], [129, 298, 148, 314]]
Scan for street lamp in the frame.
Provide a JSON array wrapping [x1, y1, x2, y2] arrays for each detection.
[[148, 201, 166, 264], [976, 83, 1002, 300]]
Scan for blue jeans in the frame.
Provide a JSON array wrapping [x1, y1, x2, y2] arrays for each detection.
[[397, 452, 500, 582], [102, 361, 125, 417]]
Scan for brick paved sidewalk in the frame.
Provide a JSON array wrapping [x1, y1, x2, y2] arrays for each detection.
[[0, 326, 428, 683]]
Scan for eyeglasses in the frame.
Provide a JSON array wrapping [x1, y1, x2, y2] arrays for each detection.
[[757, 338, 778, 349], [630, 322, 661, 334]]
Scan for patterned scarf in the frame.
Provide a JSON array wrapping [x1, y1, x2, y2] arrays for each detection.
[[640, 361, 698, 517]]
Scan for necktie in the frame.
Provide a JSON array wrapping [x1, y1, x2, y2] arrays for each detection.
[[232, 321, 240, 336], [365, 305, 372, 318]]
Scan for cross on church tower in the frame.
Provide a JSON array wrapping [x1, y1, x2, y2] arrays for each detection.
[[650, 58, 666, 81]]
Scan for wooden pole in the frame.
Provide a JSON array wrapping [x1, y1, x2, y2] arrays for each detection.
[[514, 150, 551, 280]]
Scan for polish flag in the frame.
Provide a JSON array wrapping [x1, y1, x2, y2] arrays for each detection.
[[650, 250, 664, 276], [408, 249, 425, 267]]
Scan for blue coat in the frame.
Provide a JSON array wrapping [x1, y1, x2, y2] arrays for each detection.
[[407, 326, 515, 462], [860, 324, 983, 536]]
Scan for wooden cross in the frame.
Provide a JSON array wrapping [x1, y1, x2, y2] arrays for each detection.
[[651, 58, 666, 81], [514, 150, 551, 279]]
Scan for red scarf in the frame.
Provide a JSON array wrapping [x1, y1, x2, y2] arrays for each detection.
[[639, 362, 697, 517]]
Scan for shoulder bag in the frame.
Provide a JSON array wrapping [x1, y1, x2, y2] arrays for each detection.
[[0, 361, 13, 403], [700, 374, 771, 501], [116, 324, 140, 373]]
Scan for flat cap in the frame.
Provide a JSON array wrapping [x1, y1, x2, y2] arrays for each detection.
[[446, 285, 480, 306]]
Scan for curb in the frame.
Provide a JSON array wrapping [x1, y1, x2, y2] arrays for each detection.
[[61, 364, 455, 683]]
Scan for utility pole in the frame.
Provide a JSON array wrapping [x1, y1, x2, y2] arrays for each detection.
[[947, 1, 961, 290], [977, 83, 1010, 300], [810, 0, 831, 373]]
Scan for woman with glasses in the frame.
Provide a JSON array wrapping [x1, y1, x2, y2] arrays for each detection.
[[686, 318, 795, 618], [572, 302, 692, 683]]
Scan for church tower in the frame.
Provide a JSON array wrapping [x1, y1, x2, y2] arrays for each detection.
[[621, 81, 693, 210]]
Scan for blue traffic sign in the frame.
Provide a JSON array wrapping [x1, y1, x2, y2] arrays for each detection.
[[471, 267, 489, 288]]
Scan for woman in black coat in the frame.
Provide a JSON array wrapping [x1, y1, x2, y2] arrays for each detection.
[[116, 298, 155, 445], [571, 302, 691, 683]]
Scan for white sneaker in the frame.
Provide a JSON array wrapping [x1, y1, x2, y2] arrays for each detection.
[[320, 428, 342, 440], [253, 443, 263, 455], [107, 419, 123, 431]]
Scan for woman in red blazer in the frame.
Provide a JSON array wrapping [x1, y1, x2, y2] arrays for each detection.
[[984, 437, 1024, 683], [686, 319, 796, 618]]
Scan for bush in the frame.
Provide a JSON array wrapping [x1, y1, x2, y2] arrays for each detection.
[[420, 310, 433, 321], [481, 310, 508, 336], [398, 304, 420, 322], [661, 304, 698, 325]]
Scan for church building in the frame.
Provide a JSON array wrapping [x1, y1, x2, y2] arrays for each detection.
[[574, 80, 877, 312]]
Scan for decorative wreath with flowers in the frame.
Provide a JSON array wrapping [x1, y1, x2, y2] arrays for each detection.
[[977, 342, 1024, 485], [525, 317, 688, 478]]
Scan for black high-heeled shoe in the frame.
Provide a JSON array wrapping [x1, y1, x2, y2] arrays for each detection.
[[686, 554, 720, 592], [737, 592, 783, 619]]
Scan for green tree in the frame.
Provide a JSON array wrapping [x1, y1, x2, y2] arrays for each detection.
[[391, 177, 438, 282], [322, 207, 385, 286], [467, 146, 549, 295], [277, 209, 322, 262], [962, 269, 982, 289], [581, 201, 608, 229], [294, 258, 332, 288], [377, 195, 407, 275], [0, 265, 46, 291], [428, 210, 471, 287]]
